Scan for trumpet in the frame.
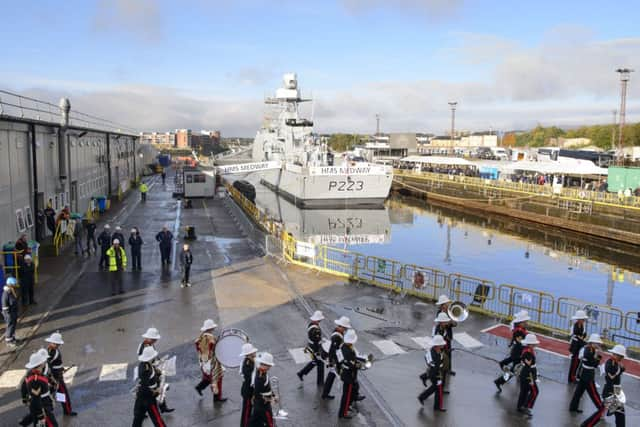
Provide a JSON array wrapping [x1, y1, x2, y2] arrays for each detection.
[[269, 376, 289, 421], [603, 385, 626, 412], [356, 353, 374, 370], [447, 301, 469, 322]]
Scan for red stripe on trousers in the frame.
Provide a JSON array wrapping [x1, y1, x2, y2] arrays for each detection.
[[588, 382, 602, 407], [527, 384, 538, 408], [584, 407, 607, 427], [569, 356, 578, 381], [344, 384, 353, 417], [217, 378, 223, 398], [438, 383, 443, 410], [242, 400, 252, 427], [266, 411, 274, 427], [46, 416, 54, 427], [150, 403, 166, 427], [59, 382, 72, 414]]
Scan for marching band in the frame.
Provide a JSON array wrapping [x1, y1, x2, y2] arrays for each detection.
[[10, 301, 631, 426]]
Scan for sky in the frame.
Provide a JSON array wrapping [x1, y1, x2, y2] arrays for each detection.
[[1, 0, 639, 137]]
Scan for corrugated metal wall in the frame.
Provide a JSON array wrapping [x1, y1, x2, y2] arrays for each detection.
[[0, 118, 137, 246]]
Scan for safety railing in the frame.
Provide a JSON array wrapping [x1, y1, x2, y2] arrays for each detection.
[[0, 89, 137, 135], [224, 179, 640, 352], [394, 169, 640, 210]]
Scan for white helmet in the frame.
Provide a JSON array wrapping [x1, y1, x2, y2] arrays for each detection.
[[200, 319, 218, 332], [258, 352, 275, 366], [113, 239, 120, 245], [115, 226, 122, 231], [141, 327, 161, 340], [610, 344, 626, 358], [25, 351, 49, 369], [436, 295, 451, 306], [571, 310, 589, 320], [310, 310, 325, 321], [130, 228, 137, 233], [343, 329, 358, 344], [239, 343, 258, 357], [45, 332, 64, 345], [435, 312, 450, 323], [522, 334, 540, 346], [104, 224, 111, 229], [24, 254, 32, 261], [514, 312, 531, 323], [431, 334, 446, 347], [334, 316, 352, 328], [588, 333, 603, 344], [138, 346, 158, 362]]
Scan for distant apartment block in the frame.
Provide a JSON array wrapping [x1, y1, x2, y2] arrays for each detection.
[[176, 129, 192, 148], [139, 131, 176, 145], [140, 129, 221, 150]]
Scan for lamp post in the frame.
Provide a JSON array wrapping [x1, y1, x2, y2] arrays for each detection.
[[616, 68, 634, 164], [448, 102, 457, 150]]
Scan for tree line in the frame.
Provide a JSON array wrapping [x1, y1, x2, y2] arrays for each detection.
[[510, 122, 640, 149]]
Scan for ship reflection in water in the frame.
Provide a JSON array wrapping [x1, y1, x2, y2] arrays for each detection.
[[236, 173, 639, 312]]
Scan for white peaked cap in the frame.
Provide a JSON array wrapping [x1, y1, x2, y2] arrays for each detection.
[[514, 312, 531, 323], [310, 310, 325, 321], [431, 334, 446, 347], [239, 343, 258, 357], [610, 344, 626, 358], [258, 352, 275, 366], [142, 327, 161, 340], [334, 316, 352, 328], [588, 333, 603, 344], [138, 346, 158, 362], [436, 295, 451, 305], [522, 334, 540, 345], [435, 312, 450, 323], [45, 332, 64, 345], [113, 239, 120, 244], [571, 310, 589, 320], [25, 351, 49, 369], [200, 319, 218, 331], [343, 329, 358, 344]]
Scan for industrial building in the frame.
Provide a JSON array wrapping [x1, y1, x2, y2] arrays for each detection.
[[0, 90, 139, 246]]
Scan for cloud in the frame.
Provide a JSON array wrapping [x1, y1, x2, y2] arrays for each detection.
[[92, 0, 163, 43], [227, 67, 278, 86], [340, 0, 463, 18]]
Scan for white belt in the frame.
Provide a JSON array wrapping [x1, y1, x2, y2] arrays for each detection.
[[581, 365, 595, 370], [41, 392, 51, 398]]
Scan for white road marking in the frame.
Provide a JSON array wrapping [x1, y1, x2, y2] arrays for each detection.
[[411, 336, 432, 349], [63, 366, 78, 385], [99, 363, 128, 381], [453, 332, 484, 349], [289, 348, 310, 364], [372, 340, 406, 355], [0, 369, 24, 388]]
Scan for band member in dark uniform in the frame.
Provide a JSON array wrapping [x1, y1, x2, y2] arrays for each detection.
[[20, 350, 59, 427], [250, 352, 276, 427], [418, 334, 447, 412], [435, 295, 457, 376], [338, 329, 361, 419], [137, 328, 173, 413], [132, 347, 166, 427], [321, 316, 351, 400], [239, 343, 258, 427], [581, 344, 627, 427], [494, 311, 529, 392], [297, 310, 326, 386], [568, 309, 588, 383], [45, 332, 77, 416], [517, 334, 540, 417], [570, 334, 604, 415]]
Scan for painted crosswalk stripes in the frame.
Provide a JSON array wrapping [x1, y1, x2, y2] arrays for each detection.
[[289, 348, 310, 365], [453, 332, 484, 349], [372, 340, 406, 355], [411, 336, 432, 349], [99, 363, 128, 381], [0, 369, 24, 388]]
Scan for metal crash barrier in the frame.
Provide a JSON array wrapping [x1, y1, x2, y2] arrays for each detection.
[[224, 181, 640, 353]]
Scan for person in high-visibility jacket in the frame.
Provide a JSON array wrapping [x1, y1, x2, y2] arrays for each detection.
[[106, 239, 127, 295], [139, 182, 148, 202]]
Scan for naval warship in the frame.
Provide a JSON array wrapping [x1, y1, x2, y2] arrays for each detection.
[[251, 73, 393, 208]]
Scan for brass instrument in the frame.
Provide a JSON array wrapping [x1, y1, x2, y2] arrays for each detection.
[[154, 356, 170, 405], [355, 353, 374, 370], [269, 376, 289, 421], [603, 385, 626, 413], [447, 301, 469, 322]]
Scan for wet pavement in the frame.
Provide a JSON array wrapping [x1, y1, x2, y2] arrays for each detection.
[[0, 172, 638, 426]]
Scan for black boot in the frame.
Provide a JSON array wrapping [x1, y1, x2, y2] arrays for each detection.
[[159, 402, 174, 413]]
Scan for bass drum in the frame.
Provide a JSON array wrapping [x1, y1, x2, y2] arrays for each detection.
[[215, 328, 250, 368]]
